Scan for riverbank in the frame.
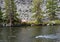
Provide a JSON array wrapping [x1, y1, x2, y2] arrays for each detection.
[[0, 20, 60, 27], [0, 23, 60, 27]]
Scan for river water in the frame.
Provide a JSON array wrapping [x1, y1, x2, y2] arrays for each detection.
[[0, 26, 60, 42]]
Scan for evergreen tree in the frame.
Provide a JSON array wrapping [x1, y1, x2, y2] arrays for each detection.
[[56, 0, 60, 20], [4, 0, 19, 26], [0, 7, 3, 23], [32, 0, 43, 23], [46, 0, 58, 20]]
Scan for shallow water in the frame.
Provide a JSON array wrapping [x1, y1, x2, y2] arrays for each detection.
[[0, 26, 60, 42]]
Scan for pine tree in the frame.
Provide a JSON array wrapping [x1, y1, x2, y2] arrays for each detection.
[[0, 7, 3, 23], [46, 0, 58, 20], [32, 0, 43, 23], [4, 0, 19, 26]]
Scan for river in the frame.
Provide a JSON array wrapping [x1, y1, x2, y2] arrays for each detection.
[[0, 26, 60, 42]]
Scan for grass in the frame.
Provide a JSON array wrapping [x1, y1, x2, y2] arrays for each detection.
[[24, 20, 60, 26]]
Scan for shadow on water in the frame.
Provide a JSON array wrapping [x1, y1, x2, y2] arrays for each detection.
[[0, 26, 60, 42]]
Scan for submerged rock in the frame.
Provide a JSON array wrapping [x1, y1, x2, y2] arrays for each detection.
[[35, 34, 60, 39]]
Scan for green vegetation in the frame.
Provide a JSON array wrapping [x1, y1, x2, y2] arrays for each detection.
[[0, 0, 60, 26], [32, 0, 44, 24], [46, 0, 58, 20], [0, 7, 3, 23], [4, 0, 19, 26], [31, 0, 60, 25]]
